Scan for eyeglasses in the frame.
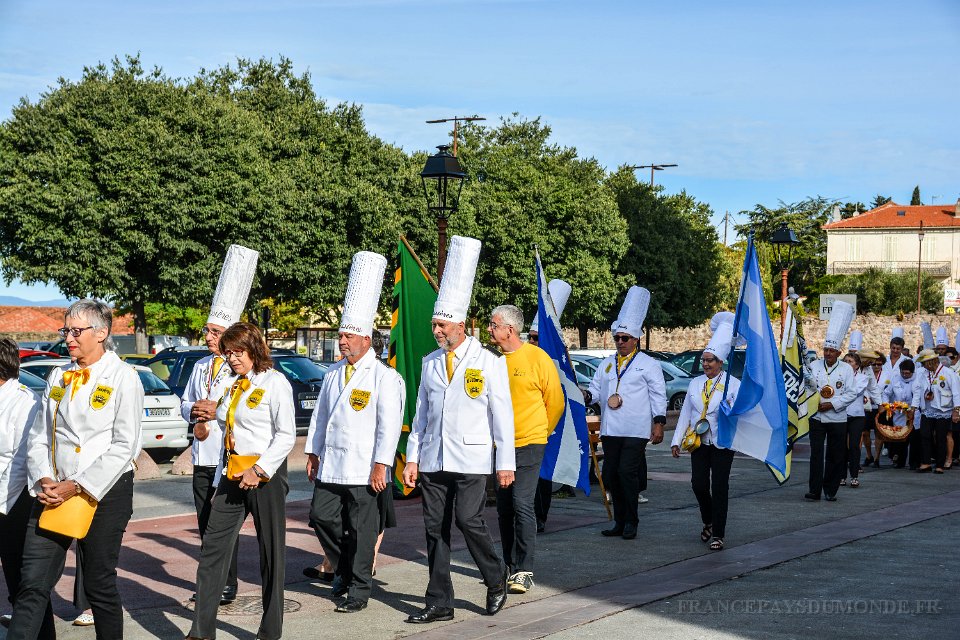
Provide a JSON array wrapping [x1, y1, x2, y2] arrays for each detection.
[[58, 326, 94, 339], [613, 335, 633, 343], [487, 322, 501, 331], [222, 349, 246, 358], [201, 326, 224, 337], [702, 356, 719, 364]]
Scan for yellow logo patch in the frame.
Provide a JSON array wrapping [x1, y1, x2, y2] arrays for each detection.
[[464, 368, 484, 399], [605, 363, 613, 374], [90, 384, 113, 410], [350, 389, 371, 411], [50, 386, 66, 402], [246, 388, 265, 409]]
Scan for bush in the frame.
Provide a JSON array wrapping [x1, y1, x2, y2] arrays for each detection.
[[809, 268, 941, 314]]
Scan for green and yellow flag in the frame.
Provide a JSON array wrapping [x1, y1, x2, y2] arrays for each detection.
[[770, 299, 821, 484], [389, 236, 439, 495]]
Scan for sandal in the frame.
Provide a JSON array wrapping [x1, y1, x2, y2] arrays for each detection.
[[850, 478, 860, 488], [709, 537, 724, 551], [700, 524, 713, 542]]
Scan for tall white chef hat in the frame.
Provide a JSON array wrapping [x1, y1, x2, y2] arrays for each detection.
[[339, 251, 387, 337], [920, 322, 934, 350], [935, 325, 949, 346], [207, 244, 259, 328], [611, 286, 650, 339], [848, 330, 863, 352], [891, 327, 905, 341], [709, 310, 746, 348], [955, 329, 960, 350], [823, 300, 854, 351], [433, 236, 481, 324], [704, 320, 734, 362], [530, 279, 572, 333]]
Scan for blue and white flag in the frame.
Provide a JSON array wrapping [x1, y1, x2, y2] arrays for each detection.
[[719, 236, 789, 475], [535, 251, 591, 494]]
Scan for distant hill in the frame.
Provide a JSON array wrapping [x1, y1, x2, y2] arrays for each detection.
[[0, 296, 72, 307]]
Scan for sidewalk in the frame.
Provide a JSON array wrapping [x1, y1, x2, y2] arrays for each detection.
[[2, 440, 957, 639]]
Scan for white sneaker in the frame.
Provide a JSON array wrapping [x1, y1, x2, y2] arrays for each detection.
[[73, 613, 95, 626], [638, 494, 649, 504]]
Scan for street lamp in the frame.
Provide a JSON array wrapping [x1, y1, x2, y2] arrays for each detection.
[[627, 163, 678, 187], [420, 144, 466, 281], [771, 224, 800, 339], [917, 221, 925, 314]]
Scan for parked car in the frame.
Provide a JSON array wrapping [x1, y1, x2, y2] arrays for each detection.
[[17, 369, 48, 396], [142, 347, 327, 434], [19, 358, 72, 382], [18, 348, 61, 362], [119, 353, 154, 365], [570, 352, 694, 412], [133, 364, 191, 452], [669, 349, 746, 379]]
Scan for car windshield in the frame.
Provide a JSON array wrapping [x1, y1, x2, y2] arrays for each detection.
[[18, 370, 47, 394], [274, 356, 327, 384], [138, 370, 174, 396]]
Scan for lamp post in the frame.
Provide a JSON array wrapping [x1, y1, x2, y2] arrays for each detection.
[[420, 144, 466, 281], [626, 163, 678, 187], [917, 221, 925, 314], [771, 224, 800, 340]]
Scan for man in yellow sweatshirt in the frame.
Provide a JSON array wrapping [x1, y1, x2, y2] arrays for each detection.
[[488, 305, 565, 594]]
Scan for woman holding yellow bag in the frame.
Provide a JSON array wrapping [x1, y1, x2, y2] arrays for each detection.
[[9, 299, 143, 640], [187, 322, 295, 640], [671, 314, 740, 551]]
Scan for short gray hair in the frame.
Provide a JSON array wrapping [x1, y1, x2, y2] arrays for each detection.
[[491, 305, 524, 333], [65, 298, 115, 351]]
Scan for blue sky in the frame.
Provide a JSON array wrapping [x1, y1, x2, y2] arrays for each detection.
[[1, 0, 958, 300]]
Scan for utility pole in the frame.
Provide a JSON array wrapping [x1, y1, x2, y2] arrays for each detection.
[[426, 115, 487, 156], [626, 163, 678, 187], [723, 211, 731, 246]]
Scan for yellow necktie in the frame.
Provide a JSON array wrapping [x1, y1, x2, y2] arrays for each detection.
[[445, 351, 455, 383], [62, 369, 90, 400], [344, 364, 355, 384], [225, 377, 251, 451], [212, 356, 225, 379]]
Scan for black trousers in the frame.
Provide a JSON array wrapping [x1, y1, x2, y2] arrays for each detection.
[[846, 416, 866, 478], [419, 471, 505, 609], [690, 445, 735, 539], [533, 478, 552, 528], [9, 471, 133, 640], [190, 462, 288, 640], [600, 436, 648, 527], [920, 415, 950, 469], [0, 489, 40, 619], [496, 443, 545, 574], [308, 482, 379, 602], [192, 466, 238, 589], [808, 419, 845, 498]]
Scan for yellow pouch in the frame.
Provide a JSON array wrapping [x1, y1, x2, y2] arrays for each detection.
[[680, 427, 701, 453], [39, 493, 98, 539], [227, 454, 268, 482]]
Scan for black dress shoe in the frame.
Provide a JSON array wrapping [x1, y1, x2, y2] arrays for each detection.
[[824, 494, 837, 502], [621, 523, 638, 540], [335, 597, 368, 613], [406, 605, 454, 624], [303, 567, 335, 582], [331, 576, 350, 597], [219, 585, 237, 605], [485, 570, 508, 615], [601, 524, 625, 537], [803, 492, 820, 501]]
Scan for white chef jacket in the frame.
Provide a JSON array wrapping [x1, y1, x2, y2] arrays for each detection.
[[881, 375, 915, 427], [846, 369, 882, 418], [807, 359, 857, 423], [880, 354, 911, 387], [215, 368, 296, 478], [407, 336, 515, 474], [911, 363, 960, 418], [0, 379, 41, 514], [180, 353, 234, 467], [671, 373, 740, 450], [28, 351, 144, 502], [306, 349, 405, 485], [587, 350, 667, 438]]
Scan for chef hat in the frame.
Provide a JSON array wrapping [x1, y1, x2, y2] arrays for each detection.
[[935, 326, 949, 346], [207, 244, 259, 328], [704, 320, 734, 362], [920, 322, 934, 350], [530, 279, 572, 333], [709, 310, 746, 348], [848, 330, 863, 352], [433, 236, 481, 323], [610, 286, 650, 339], [339, 251, 387, 337], [891, 327, 905, 341], [823, 300, 854, 351]]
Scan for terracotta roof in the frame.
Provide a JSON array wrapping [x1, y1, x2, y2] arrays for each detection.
[[0, 306, 135, 335], [823, 202, 960, 230]]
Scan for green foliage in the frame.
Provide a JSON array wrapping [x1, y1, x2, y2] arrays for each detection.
[[606, 169, 724, 328], [257, 297, 309, 335], [839, 202, 866, 219], [810, 268, 941, 314], [136, 303, 207, 341], [911, 186, 922, 206], [716, 240, 776, 313], [870, 194, 892, 209]]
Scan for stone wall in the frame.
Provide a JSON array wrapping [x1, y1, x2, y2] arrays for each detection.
[[563, 312, 960, 355]]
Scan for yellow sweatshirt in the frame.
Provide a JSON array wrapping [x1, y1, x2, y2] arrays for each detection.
[[504, 343, 566, 447]]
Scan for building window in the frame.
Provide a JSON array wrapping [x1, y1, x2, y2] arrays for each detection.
[[846, 236, 861, 261], [924, 236, 936, 262], [883, 236, 897, 265]]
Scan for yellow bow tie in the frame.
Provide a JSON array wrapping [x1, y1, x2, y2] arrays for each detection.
[[62, 369, 91, 400]]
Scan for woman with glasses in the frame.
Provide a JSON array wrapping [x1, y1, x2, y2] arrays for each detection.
[[862, 352, 888, 468], [187, 322, 295, 640], [671, 317, 740, 551], [9, 299, 143, 640], [841, 352, 881, 488]]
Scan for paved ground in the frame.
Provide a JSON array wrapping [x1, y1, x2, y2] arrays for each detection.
[[1, 430, 958, 640]]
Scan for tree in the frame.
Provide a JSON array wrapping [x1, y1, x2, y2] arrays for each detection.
[[810, 268, 940, 314], [0, 55, 271, 351], [870, 194, 892, 209], [911, 186, 922, 205], [839, 202, 866, 219], [607, 169, 724, 329]]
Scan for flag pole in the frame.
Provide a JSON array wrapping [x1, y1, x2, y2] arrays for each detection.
[[721, 232, 752, 408], [400, 234, 440, 293]]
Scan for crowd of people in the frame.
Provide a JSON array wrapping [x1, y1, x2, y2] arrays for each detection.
[[2, 239, 959, 640]]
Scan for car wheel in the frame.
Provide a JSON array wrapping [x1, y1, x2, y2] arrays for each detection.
[[669, 394, 685, 411]]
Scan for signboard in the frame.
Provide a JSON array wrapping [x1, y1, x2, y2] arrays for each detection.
[[818, 294, 857, 320], [945, 289, 960, 313]]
